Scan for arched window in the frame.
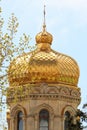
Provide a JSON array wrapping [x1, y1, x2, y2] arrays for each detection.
[[17, 111, 23, 130], [39, 109, 49, 130], [64, 111, 71, 130]]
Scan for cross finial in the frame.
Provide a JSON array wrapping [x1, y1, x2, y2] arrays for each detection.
[[43, 4, 46, 32]]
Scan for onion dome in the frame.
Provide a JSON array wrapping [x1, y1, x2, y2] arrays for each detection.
[[8, 48, 79, 87], [8, 6, 80, 87], [8, 27, 80, 87], [36, 25, 53, 44]]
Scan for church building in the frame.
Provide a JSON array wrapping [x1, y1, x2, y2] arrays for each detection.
[[7, 6, 81, 130]]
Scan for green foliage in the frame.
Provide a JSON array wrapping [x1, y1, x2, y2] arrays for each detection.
[[65, 115, 82, 130], [0, 6, 35, 129], [7, 13, 19, 35], [76, 109, 87, 123], [7, 84, 34, 103], [83, 104, 87, 109], [66, 109, 87, 130], [0, 8, 35, 110]]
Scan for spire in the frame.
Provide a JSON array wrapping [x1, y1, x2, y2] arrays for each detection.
[[35, 3, 53, 45], [43, 5, 46, 32]]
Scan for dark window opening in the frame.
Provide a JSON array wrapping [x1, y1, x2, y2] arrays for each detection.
[[64, 111, 71, 130], [39, 109, 49, 130], [17, 111, 23, 130]]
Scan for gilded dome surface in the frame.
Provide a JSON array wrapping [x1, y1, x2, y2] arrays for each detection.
[[8, 13, 80, 87], [35, 30, 53, 44], [8, 30, 80, 87]]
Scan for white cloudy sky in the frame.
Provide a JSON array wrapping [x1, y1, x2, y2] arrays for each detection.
[[1, 0, 87, 108]]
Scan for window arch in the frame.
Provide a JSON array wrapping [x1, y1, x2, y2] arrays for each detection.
[[39, 109, 49, 130], [17, 111, 23, 130], [64, 111, 71, 130]]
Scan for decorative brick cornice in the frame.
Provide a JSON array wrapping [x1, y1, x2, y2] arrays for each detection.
[[7, 83, 81, 104]]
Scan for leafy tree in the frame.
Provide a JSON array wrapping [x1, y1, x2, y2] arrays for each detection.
[[66, 109, 87, 130], [0, 7, 34, 129], [83, 104, 87, 109]]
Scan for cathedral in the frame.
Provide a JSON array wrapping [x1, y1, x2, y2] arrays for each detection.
[[7, 6, 81, 130]]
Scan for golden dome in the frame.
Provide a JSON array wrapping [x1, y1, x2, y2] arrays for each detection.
[[8, 38, 80, 87], [36, 25, 53, 44], [8, 7, 80, 87]]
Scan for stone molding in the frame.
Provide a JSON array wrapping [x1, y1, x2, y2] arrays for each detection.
[[61, 105, 76, 116], [10, 104, 27, 118], [7, 83, 81, 104]]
